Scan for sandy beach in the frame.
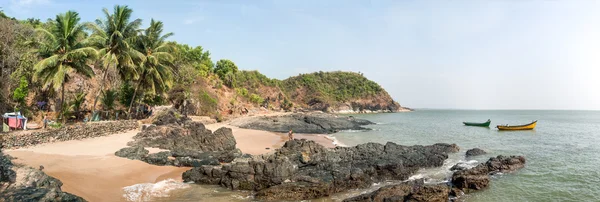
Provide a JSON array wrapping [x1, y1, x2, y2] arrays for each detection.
[[4, 118, 335, 201]]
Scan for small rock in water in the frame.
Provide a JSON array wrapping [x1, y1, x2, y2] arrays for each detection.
[[466, 148, 487, 157]]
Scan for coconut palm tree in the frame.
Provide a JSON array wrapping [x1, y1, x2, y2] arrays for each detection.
[[33, 11, 97, 116], [86, 5, 143, 114], [127, 19, 174, 116]]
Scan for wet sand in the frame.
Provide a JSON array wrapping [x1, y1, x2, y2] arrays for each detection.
[[5, 119, 335, 201]]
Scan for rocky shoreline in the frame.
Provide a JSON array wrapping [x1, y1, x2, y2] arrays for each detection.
[[231, 112, 375, 134], [344, 155, 526, 202], [108, 109, 528, 201], [1, 109, 528, 201], [183, 139, 460, 201]]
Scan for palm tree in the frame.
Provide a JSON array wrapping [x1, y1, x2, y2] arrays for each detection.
[[86, 5, 143, 114], [101, 88, 118, 119], [127, 19, 174, 115], [101, 89, 118, 111], [33, 11, 97, 116]]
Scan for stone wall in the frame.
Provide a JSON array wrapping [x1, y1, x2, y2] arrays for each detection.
[[1, 120, 139, 149]]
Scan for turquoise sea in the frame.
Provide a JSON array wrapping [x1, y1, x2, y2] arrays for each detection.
[[334, 110, 600, 202], [146, 110, 600, 201]]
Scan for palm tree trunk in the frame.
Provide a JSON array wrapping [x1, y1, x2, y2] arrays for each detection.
[[61, 82, 66, 124], [127, 84, 139, 119], [127, 77, 144, 119], [92, 67, 110, 114]]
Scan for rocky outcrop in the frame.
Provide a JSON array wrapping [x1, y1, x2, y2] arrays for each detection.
[[231, 112, 375, 134], [451, 155, 526, 192], [115, 109, 240, 167], [0, 150, 85, 201], [114, 146, 244, 167], [343, 155, 527, 202], [150, 109, 191, 126], [343, 180, 449, 202], [465, 148, 487, 157], [2, 120, 139, 149], [182, 139, 460, 201], [114, 146, 149, 160], [128, 122, 236, 152]]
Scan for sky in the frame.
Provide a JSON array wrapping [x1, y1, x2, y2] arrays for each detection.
[[2, 0, 600, 110]]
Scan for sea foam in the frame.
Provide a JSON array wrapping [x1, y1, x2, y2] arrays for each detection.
[[123, 179, 190, 201], [324, 135, 348, 147]]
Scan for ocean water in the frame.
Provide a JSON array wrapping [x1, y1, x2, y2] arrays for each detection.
[[133, 110, 600, 201]]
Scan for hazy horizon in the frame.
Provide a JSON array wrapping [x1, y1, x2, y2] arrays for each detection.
[[3, 0, 599, 110]]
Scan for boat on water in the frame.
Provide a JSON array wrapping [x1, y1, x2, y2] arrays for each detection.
[[497, 121, 537, 131], [463, 119, 491, 127]]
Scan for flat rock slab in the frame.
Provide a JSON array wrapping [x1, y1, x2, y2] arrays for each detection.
[[231, 113, 375, 134]]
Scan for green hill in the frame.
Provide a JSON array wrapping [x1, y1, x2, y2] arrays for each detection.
[[280, 71, 402, 112]]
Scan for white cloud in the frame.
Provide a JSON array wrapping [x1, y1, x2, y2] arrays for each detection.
[[183, 16, 204, 25], [9, 0, 51, 12]]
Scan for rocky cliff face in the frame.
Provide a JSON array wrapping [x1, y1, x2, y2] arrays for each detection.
[[182, 139, 460, 201]]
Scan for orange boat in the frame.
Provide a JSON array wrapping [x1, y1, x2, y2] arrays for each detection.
[[497, 121, 537, 131]]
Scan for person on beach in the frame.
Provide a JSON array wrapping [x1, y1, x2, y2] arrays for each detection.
[[288, 129, 294, 140], [43, 115, 48, 129]]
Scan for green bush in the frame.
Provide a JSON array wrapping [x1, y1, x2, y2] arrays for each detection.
[[235, 88, 248, 97], [198, 91, 218, 116], [249, 93, 263, 105], [234, 70, 279, 89], [281, 98, 293, 111], [119, 82, 136, 107], [101, 89, 118, 111], [12, 76, 28, 106]]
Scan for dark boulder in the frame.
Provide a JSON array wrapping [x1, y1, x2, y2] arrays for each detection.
[[451, 155, 526, 192], [465, 148, 487, 157], [1, 152, 16, 184], [449, 162, 471, 171], [128, 122, 236, 152], [343, 180, 450, 202], [0, 150, 86, 201], [116, 120, 241, 168], [0, 187, 86, 202], [114, 146, 149, 160], [172, 149, 243, 164], [183, 139, 460, 201], [151, 109, 190, 126], [142, 151, 173, 166]]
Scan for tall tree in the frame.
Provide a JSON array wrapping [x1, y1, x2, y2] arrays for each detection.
[[86, 5, 143, 114], [128, 19, 174, 115], [214, 59, 238, 87], [33, 11, 97, 115], [169, 42, 213, 84]]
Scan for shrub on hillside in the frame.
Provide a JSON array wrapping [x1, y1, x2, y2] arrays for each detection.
[[249, 93, 263, 105]]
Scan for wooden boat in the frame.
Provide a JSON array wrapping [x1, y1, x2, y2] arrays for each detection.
[[496, 121, 537, 131], [463, 119, 491, 127]]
